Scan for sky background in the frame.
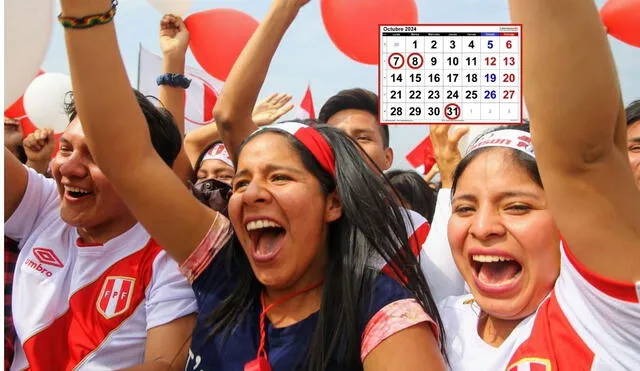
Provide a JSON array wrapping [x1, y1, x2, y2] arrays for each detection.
[[41, 0, 640, 169]]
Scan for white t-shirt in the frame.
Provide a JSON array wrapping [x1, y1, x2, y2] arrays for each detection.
[[422, 188, 467, 302], [5, 168, 198, 371], [440, 242, 640, 370]]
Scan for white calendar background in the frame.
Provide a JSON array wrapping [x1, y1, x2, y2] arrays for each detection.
[[379, 25, 522, 124]]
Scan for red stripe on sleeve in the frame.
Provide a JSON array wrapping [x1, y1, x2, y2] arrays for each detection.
[[562, 241, 639, 303]]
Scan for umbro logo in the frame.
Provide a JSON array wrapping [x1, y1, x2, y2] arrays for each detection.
[[33, 248, 64, 268], [24, 248, 64, 278]]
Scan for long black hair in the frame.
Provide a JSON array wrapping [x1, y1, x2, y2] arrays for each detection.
[[205, 124, 446, 369], [387, 169, 437, 223]]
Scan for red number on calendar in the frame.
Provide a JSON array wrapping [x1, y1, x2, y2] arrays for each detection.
[[503, 90, 515, 99], [506, 40, 512, 49], [503, 73, 516, 83], [504, 57, 516, 66], [485, 57, 497, 66]]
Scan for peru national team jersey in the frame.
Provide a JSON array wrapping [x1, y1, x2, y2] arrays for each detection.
[[4, 168, 198, 371], [440, 242, 640, 370]]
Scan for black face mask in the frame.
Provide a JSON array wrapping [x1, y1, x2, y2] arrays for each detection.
[[189, 178, 232, 216]]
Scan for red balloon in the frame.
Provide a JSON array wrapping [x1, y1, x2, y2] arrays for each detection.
[[185, 9, 259, 81], [4, 70, 45, 136], [321, 0, 418, 65], [601, 0, 640, 48]]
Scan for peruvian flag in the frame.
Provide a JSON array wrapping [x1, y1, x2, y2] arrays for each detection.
[[297, 84, 316, 120], [137, 45, 223, 134], [406, 135, 436, 175]]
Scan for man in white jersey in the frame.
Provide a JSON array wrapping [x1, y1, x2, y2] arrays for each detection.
[[4, 91, 197, 370]]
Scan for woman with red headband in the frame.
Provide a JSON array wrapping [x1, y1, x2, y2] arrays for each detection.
[[57, 0, 446, 369], [438, 0, 640, 369]]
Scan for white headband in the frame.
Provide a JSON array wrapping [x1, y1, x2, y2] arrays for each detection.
[[465, 129, 535, 158], [202, 143, 234, 168]]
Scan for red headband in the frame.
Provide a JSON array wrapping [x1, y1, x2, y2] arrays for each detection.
[[250, 121, 336, 178]]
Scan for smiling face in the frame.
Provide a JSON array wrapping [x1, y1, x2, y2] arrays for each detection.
[[448, 149, 560, 320], [326, 109, 393, 171], [50, 119, 136, 240], [627, 121, 640, 189], [228, 132, 342, 292]]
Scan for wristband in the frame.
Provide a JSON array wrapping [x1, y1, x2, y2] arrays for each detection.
[[58, 0, 118, 29], [156, 73, 192, 89]]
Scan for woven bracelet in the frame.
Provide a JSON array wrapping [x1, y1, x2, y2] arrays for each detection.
[[58, 0, 118, 29]]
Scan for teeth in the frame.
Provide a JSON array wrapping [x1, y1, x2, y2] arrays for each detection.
[[472, 255, 513, 263], [64, 186, 90, 194], [246, 219, 282, 231]]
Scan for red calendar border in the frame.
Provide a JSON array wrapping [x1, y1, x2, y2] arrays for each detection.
[[378, 23, 524, 126]]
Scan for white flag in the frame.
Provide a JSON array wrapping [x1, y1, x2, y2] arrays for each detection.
[[137, 45, 224, 134]]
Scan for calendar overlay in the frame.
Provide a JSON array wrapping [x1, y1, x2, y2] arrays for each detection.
[[379, 25, 523, 125]]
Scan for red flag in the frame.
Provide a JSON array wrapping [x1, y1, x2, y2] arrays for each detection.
[[405, 135, 436, 175], [299, 85, 316, 120]]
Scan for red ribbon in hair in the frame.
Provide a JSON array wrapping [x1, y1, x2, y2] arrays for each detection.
[[250, 122, 336, 178]]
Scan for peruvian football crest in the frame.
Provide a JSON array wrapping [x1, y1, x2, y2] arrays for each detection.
[[97, 276, 136, 319]]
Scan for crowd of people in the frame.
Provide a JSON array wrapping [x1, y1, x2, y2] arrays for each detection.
[[4, 0, 639, 370]]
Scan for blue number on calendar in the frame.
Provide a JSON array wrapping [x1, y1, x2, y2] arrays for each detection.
[[488, 40, 494, 49], [484, 90, 497, 99], [485, 73, 497, 83]]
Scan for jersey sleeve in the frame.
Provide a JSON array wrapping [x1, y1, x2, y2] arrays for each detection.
[[359, 274, 440, 362], [179, 213, 233, 283], [360, 298, 439, 362], [145, 250, 198, 330], [4, 166, 60, 246], [420, 188, 467, 302], [554, 242, 640, 368]]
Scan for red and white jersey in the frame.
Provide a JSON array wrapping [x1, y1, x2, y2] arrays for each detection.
[[4, 168, 198, 371], [440, 242, 640, 370]]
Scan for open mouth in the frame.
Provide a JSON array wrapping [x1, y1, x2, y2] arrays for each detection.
[[470, 254, 523, 293], [246, 219, 286, 262], [64, 185, 93, 199]]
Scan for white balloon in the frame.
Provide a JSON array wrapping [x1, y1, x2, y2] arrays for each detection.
[[23, 73, 73, 134], [4, 0, 54, 108], [146, 0, 193, 16]]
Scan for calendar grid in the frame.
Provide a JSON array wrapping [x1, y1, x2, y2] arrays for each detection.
[[379, 24, 523, 125]]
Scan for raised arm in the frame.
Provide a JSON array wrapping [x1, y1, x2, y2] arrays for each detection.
[[510, 0, 640, 281], [157, 14, 193, 183], [213, 0, 308, 161], [158, 14, 188, 136], [60, 0, 216, 264], [428, 125, 468, 188], [23, 128, 56, 176], [184, 93, 294, 166]]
